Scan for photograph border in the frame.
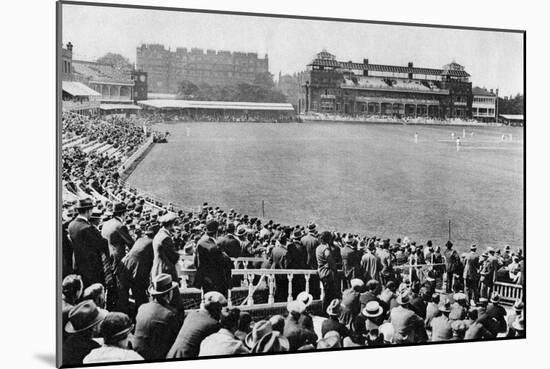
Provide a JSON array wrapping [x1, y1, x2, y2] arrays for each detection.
[[56, 1, 527, 367]]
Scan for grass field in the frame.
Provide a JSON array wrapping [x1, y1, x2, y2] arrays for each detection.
[[128, 122, 524, 253]]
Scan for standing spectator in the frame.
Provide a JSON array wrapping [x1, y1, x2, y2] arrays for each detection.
[[443, 241, 460, 293], [120, 223, 157, 312], [463, 244, 480, 304], [152, 213, 180, 283], [479, 252, 492, 298], [270, 231, 292, 302], [194, 220, 232, 295], [339, 278, 363, 328], [217, 223, 242, 258], [361, 241, 383, 283], [199, 308, 249, 356], [302, 223, 320, 298], [63, 300, 107, 366], [133, 274, 182, 360], [68, 198, 110, 288], [341, 236, 362, 289], [316, 231, 340, 313], [83, 312, 143, 364], [101, 202, 134, 313], [167, 291, 227, 358]]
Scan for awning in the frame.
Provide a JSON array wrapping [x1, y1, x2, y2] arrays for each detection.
[[499, 114, 523, 120], [99, 104, 142, 111], [137, 99, 295, 111], [62, 81, 101, 97]]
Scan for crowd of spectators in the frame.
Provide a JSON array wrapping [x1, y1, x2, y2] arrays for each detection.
[[140, 110, 298, 123], [61, 112, 524, 366]]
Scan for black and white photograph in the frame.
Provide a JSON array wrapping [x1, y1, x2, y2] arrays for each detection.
[[56, 1, 525, 367]]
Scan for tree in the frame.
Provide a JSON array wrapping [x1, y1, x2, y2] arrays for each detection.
[[177, 80, 200, 99], [96, 53, 132, 71], [253, 72, 275, 89]]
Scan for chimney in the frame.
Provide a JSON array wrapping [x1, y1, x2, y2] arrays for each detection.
[[408, 61, 413, 79], [66, 42, 73, 52], [363, 58, 369, 76], [490, 88, 494, 94]]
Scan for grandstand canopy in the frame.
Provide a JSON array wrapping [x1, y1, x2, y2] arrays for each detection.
[[499, 114, 524, 120], [62, 81, 101, 97], [99, 104, 142, 110], [138, 99, 295, 111]]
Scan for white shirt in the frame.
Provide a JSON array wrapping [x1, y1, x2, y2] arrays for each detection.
[[83, 345, 143, 364]]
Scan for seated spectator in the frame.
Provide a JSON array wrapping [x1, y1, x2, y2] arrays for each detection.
[[199, 308, 249, 356], [133, 274, 182, 360], [283, 300, 318, 351], [321, 299, 349, 339], [167, 291, 227, 358], [62, 274, 84, 338], [83, 312, 143, 363], [63, 300, 107, 366], [429, 298, 453, 341], [82, 283, 107, 312], [235, 312, 253, 342]]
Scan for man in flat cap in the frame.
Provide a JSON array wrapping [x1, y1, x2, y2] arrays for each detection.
[[194, 219, 232, 295]]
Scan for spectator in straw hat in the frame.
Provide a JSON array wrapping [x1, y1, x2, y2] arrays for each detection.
[[283, 300, 318, 351], [83, 312, 143, 364], [199, 308, 250, 356], [321, 299, 349, 339], [68, 198, 110, 288], [133, 274, 182, 360], [167, 291, 227, 358], [363, 301, 385, 346], [194, 219, 232, 295], [62, 300, 107, 366]]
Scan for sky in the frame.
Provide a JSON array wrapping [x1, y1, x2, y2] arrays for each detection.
[[62, 4, 524, 97]]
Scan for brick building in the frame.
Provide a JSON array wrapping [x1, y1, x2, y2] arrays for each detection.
[[299, 51, 473, 119], [136, 44, 269, 93]]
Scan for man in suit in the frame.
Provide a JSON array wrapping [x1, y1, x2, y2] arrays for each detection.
[[429, 298, 453, 341], [316, 231, 340, 313], [301, 224, 320, 298], [283, 300, 318, 351], [167, 292, 227, 358], [217, 223, 242, 258], [133, 274, 182, 360], [151, 213, 180, 283], [389, 292, 428, 344], [120, 223, 158, 312], [101, 202, 134, 313], [341, 236, 362, 289], [361, 242, 383, 284], [269, 230, 293, 302], [301, 223, 320, 270], [101, 202, 134, 263], [194, 220, 232, 295], [443, 241, 460, 293], [463, 244, 480, 304], [68, 198, 110, 288]]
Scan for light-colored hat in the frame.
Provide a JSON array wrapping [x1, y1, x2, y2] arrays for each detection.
[[326, 298, 341, 316], [378, 322, 395, 343], [470, 244, 477, 251], [512, 316, 525, 331], [362, 301, 384, 318], [296, 291, 313, 307], [203, 291, 228, 308], [453, 292, 467, 302], [159, 212, 177, 224], [350, 279, 365, 289], [287, 300, 306, 315]]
